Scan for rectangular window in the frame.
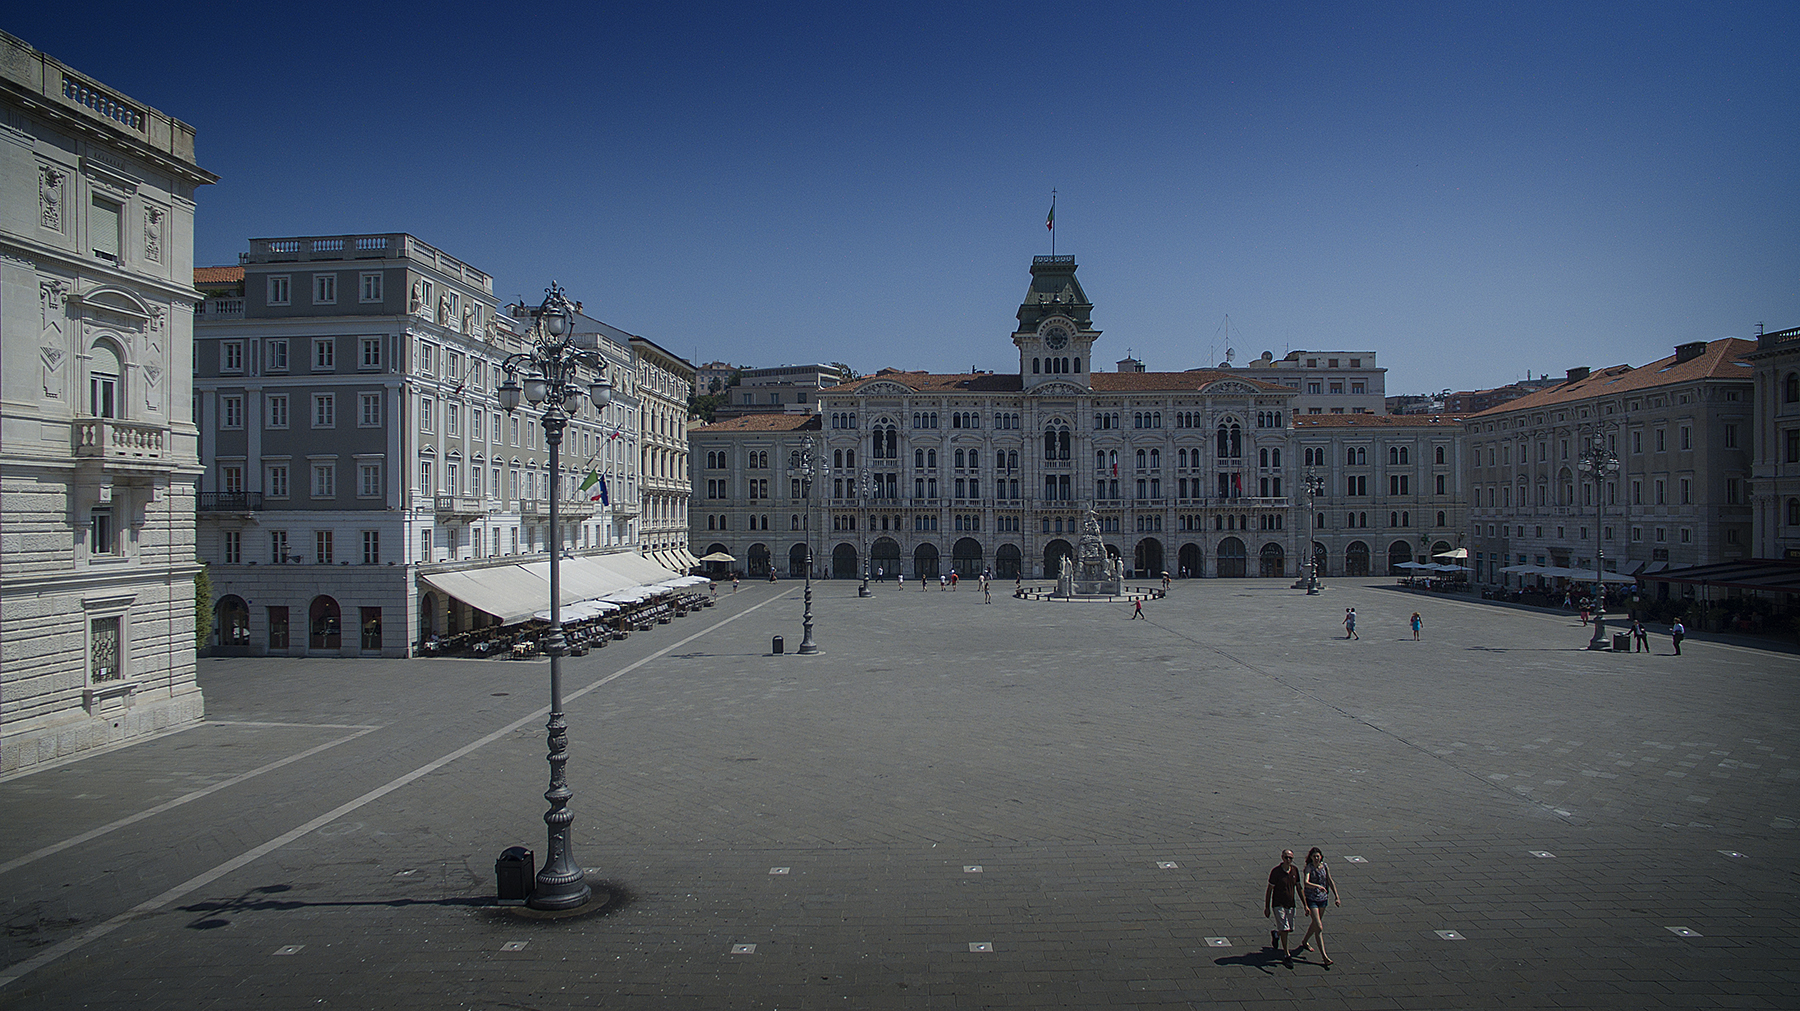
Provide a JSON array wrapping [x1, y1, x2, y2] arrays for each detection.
[[90, 196, 121, 261], [270, 530, 290, 564], [359, 462, 382, 498], [362, 531, 380, 564], [419, 396, 434, 431], [420, 343, 436, 376], [267, 339, 289, 371], [1680, 478, 1691, 504], [267, 464, 290, 498], [312, 394, 336, 428], [89, 615, 122, 682], [361, 337, 382, 369], [1435, 474, 1446, 495], [446, 402, 460, 436], [359, 392, 382, 427], [1389, 475, 1409, 495], [221, 396, 243, 429], [1656, 429, 1666, 452], [1680, 426, 1691, 450], [221, 465, 244, 492], [311, 462, 336, 498], [360, 272, 384, 303], [313, 273, 337, 304], [359, 607, 382, 650], [268, 394, 289, 428], [314, 338, 335, 370], [268, 275, 291, 306], [1724, 424, 1737, 449], [1789, 431, 1800, 464], [220, 341, 244, 373], [223, 529, 241, 564], [315, 530, 334, 564], [89, 508, 114, 555]]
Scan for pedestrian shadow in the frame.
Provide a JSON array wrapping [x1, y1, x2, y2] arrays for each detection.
[[1213, 946, 1298, 975]]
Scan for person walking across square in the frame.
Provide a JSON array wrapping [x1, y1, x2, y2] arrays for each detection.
[[1295, 847, 1341, 967], [1264, 849, 1301, 960], [1672, 619, 1686, 655], [1344, 608, 1358, 640], [1631, 619, 1649, 652], [1410, 612, 1423, 640], [1131, 599, 1145, 619]]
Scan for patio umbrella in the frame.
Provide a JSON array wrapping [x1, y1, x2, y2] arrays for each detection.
[[1432, 548, 1469, 560], [698, 551, 736, 563]]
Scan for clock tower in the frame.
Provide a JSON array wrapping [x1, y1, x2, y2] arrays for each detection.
[[1013, 255, 1100, 390]]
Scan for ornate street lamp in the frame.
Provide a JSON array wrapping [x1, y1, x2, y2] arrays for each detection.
[[498, 281, 611, 910], [1576, 430, 1620, 650], [1303, 469, 1326, 595], [795, 437, 820, 653], [858, 469, 873, 597]]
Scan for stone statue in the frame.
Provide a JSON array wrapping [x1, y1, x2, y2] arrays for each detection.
[[409, 281, 423, 314]]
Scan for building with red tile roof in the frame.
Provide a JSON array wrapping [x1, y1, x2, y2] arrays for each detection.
[[694, 256, 1306, 581], [1463, 338, 1756, 591]]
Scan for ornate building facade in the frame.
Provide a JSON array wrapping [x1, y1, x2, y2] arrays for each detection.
[[1292, 413, 1469, 578], [1, 32, 216, 771], [193, 234, 643, 655], [630, 334, 696, 569], [690, 256, 1305, 581]]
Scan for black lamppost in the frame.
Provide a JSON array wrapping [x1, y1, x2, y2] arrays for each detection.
[[1303, 469, 1325, 594], [858, 469, 873, 597], [795, 437, 820, 653], [497, 282, 612, 910], [1577, 430, 1620, 650]]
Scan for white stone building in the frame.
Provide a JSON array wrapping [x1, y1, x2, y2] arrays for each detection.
[[691, 255, 1304, 581], [1747, 324, 1800, 561], [193, 235, 643, 654], [1, 32, 216, 771], [1292, 413, 1469, 577], [629, 335, 696, 569]]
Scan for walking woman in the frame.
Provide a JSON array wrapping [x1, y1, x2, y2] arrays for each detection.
[[1295, 847, 1342, 967]]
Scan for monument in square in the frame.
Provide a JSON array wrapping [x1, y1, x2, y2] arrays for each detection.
[[1053, 508, 1124, 598]]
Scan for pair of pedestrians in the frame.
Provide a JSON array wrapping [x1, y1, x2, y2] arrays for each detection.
[[1264, 847, 1342, 966]]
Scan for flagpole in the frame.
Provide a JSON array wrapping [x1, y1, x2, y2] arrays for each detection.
[[1047, 189, 1057, 257]]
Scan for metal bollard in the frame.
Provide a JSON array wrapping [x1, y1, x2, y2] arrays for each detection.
[[772, 635, 785, 654]]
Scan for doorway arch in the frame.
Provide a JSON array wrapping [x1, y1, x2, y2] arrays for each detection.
[[746, 542, 770, 578], [1178, 543, 1203, 578], [913, 542, 940, 579], [788, 542, 810, 578], [872, 537, 901, 579], [214, 595, 250, 649], [1259, 542, 1286, 578], [994, 543, 1022, 579], [1345, 540, 1371, 577], [832, 542, 858, 579], [308, 595, 342, 651], [1388, 540, 1415, 574], [951, 537, 983, 577], [1216, 537, 1246, 578], [1134, 538, 1165, 579], [1042, 539, 1073, 579]]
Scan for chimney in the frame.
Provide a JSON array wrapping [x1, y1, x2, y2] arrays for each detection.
[[1674, 340, 1707, 363], [1565, 366, 1590, 383]]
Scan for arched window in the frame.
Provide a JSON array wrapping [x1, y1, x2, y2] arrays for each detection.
[[1059, 429, 1071, 459], [1788, 373, 1800, 403], [1032, 358, 1040, 374], [1435, 446, 1446, 464], [1008, 451, 1018, 470], [1790, 498, 1800, 525], [1149, 449, 1160, 469], [1136, 449, 1147, 470], [1044, 429, 1057, 460], [1096, 451, 1107, 471], [1271, 448, 1281, 467], [1259, 448, 1269, 467], [1436, 510, 1446, 526], [89, 342, 122, 419], [915, 448, 925, 468], [845, 449, 855, 468], [954, 449, 965, 469], [927, 448, 936, 468]]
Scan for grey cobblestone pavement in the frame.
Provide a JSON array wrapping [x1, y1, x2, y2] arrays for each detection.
[[2, 580, 1796, 1008]]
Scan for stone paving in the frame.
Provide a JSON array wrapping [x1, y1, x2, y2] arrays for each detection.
[[2, 578, 1796, 1009]]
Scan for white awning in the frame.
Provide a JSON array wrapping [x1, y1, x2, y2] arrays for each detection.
[[420, 565, 550, 623], [600, 551, 683, 585], [518, 557, 638, 604], [675, 548, 700, 569]]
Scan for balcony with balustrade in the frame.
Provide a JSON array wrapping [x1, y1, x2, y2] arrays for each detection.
[[198, 491, 264, 512], [72, 418, 168, 471]]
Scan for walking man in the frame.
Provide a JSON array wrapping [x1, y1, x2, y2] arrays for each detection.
[[1631, 619, 1649, 653], [1671, 619, 1686, 655], [1265, 849, 1300, 960], [1344, 608, 1358, 640]]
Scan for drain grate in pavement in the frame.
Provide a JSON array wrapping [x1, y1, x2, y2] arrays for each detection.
[[1205, 937, 1230, 947], [1434, 930, 1465, 941], [1529, 850, 1556, 858], [500, 941, 528, 952], [1717, 850, 1747, 859], [968, 942, 993, 952], [964, 865, 982, 873], [272, 945, 304, 955], [1156, 861, 1178, 869], [1666, 927, 1702, 938], [731, 943, 757, 954], [768, 867, 790, 875], [1344, 855, 1367, 863]]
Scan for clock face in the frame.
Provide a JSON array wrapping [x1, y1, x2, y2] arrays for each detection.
[[1042, 324, 1071, 350]]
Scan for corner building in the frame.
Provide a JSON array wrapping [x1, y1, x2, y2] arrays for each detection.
[[691, 256, 1304, 581], [1, 33, 216, 772]]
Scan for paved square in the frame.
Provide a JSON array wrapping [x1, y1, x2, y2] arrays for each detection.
[[2, 580, 1796, 1008]]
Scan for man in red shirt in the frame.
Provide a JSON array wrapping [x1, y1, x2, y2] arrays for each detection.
[[1264, 849, 1300, 959]]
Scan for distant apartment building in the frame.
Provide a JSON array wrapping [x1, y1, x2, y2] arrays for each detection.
[[1463, 340, 1755, 589], [1444, 378, 1561, 415], [713, 363, 845, 419], [193, 234, 642, 655], [629, 335, 696, 568], [1214, 350, 1387, 416], [1293, 413, 1468, 577], [1, 32, 216, 771], [1747, 324, 1800, 560], [694, 360, 741, 396]]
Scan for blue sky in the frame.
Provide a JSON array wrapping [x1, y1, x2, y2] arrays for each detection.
[[13, 1, 1797, 395]]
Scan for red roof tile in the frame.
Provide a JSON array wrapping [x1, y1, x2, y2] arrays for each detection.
[[1294, 413, 1471, 429], [1467, 338, 1756, 418], [194, 265, 244, 284], [691, 414, 822, 434]]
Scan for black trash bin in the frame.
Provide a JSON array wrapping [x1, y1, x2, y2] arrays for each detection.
[[1612, 632, 1630, 652], [772, 635, 785, 654], [496, 846, 534, 905]]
